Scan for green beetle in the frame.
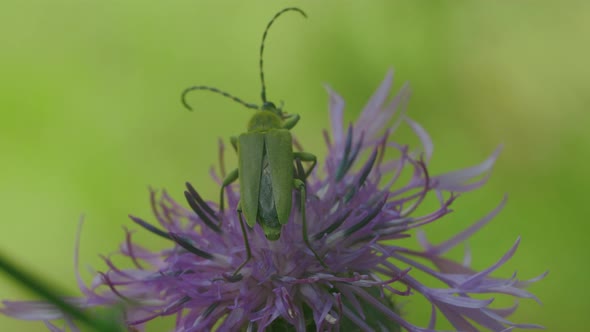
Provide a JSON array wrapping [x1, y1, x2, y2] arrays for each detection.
[[181, 7, 325, 278]]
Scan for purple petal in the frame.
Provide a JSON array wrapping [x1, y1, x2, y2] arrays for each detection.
[[405, 116, 434, 163], [432, 145, 503, 192], [325, 85, 345, 146]]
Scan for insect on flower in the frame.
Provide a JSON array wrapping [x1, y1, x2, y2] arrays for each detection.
[[181, 7, 325, 279], [0, 5, 547, 332]]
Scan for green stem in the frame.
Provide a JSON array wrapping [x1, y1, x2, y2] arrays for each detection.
[[0, 251, 124, 332]]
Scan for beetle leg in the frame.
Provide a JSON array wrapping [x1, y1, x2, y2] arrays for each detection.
[[293, 152, 317, 179], [294, 178, 327, 268], [231, 202, 252, 280], [219, 168, 239, 216], [294, 158, 306, 182], [282, 113, 300, 130]]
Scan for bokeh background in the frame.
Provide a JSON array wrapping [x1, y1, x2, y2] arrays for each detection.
[[1, 1, 588, 331]]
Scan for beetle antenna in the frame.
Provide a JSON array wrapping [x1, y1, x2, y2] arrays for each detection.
[[259, 7, 307, 103], [182, 86, 260, 111]]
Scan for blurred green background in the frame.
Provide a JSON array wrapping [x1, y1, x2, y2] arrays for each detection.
[[1, 1, 588, 331]]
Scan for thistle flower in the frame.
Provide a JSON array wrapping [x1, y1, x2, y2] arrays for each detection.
[[1, 71, 544, 331]]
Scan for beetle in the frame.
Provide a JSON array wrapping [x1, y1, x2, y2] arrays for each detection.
[[181, 7, 326, 278]]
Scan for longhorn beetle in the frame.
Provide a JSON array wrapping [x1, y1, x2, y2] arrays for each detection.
[[181, 7, 326, 279]]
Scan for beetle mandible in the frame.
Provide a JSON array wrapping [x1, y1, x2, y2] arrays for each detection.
[[181, 7, 326, 278]]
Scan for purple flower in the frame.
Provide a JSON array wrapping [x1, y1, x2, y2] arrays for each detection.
[[1, 71, 545, 331]]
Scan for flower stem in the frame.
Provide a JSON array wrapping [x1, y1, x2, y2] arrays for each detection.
[[0, 251, 124, 332]]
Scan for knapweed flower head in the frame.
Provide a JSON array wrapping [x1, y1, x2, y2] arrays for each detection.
[[1, 71, 544, 331]]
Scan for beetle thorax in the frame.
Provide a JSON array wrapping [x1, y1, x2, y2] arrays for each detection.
[[247, 110, 282, 132]]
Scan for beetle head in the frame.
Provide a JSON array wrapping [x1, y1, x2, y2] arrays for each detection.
[[261, 101, 277, 111], [261, 101, 283, 116]]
